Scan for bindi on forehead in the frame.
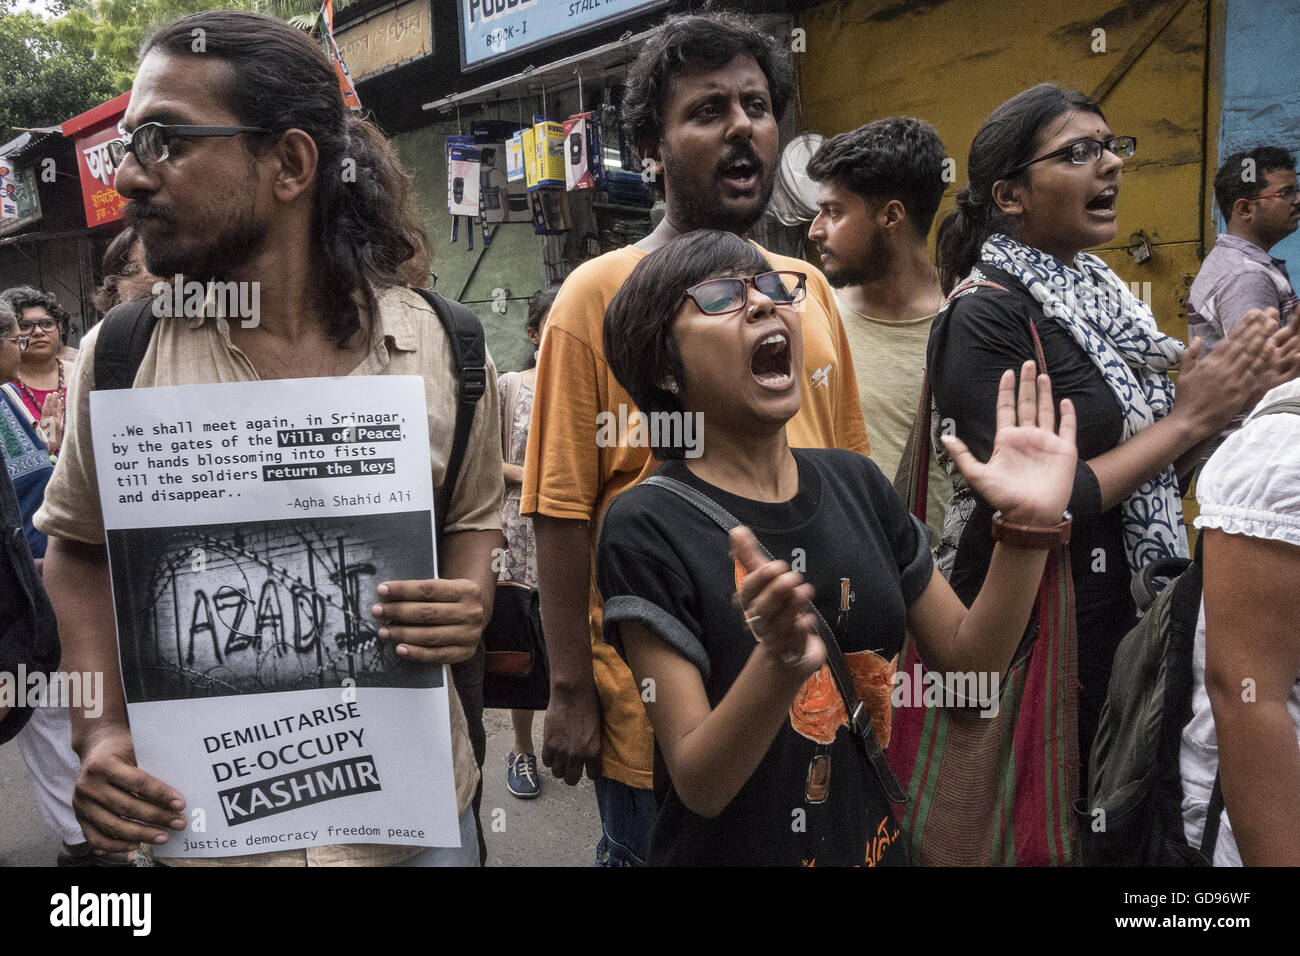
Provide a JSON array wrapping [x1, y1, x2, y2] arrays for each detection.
[[1038, 111, 1111, 150]]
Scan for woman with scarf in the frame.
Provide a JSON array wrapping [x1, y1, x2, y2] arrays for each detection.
[[929, 83, 1297, 793]]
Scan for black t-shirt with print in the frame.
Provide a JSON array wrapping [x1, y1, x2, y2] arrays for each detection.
[[596, 448, 932, 866]]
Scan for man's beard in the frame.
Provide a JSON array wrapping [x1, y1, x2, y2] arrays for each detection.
[[820, 235, 891, 288], [661, 143, 777, 235], [130, 201, 267, 283]]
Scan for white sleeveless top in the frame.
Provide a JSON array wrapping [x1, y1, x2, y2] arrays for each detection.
[[1181, 378, 1300, 865]]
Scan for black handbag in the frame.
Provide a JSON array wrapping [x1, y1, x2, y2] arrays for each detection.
[[487, 370, 550, 710], [482, 580, 550, 710]]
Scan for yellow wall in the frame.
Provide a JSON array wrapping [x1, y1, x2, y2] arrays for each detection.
[[797, 0, 1214, 343]]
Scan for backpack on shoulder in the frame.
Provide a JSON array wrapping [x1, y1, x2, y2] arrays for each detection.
[[1077, 543, 1216, 866], [1080, 396, 1300, 866]]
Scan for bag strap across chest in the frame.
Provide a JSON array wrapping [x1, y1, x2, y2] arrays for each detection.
[[640, 473, 909, 803]]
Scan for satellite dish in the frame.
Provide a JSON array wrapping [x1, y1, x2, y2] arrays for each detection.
[[768, 132, 825, 226]]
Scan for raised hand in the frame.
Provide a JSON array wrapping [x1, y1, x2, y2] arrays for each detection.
[[941, 361, 1077, 526], [1252, 306, 1300, 405], [1176, 309, 1278, 436], [730, 526, 825, 676]]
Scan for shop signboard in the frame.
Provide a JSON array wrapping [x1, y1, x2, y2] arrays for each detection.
[[335, 0, 432, 82], [458, 0, 667, 70], [62, 92, 131, 229]]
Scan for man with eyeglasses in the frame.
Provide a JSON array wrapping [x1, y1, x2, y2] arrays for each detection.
[[33, 10, 504, 868], [1190, 147, 1300, 358]]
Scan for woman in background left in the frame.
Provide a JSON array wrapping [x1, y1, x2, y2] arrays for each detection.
[[498, 290, 556, 799]]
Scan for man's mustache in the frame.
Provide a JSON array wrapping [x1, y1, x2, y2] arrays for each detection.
[[716, 144, 764, 176], [124, 201, 177, 227]]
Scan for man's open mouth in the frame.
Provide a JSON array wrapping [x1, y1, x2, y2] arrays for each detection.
[[750, 330, 792, 388], [720, 157, 759, 190], [1086, 186, 1118, 213]]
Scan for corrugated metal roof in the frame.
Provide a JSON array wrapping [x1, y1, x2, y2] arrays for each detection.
[[0, 129, 61, 162]]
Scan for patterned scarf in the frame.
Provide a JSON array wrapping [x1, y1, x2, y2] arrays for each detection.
[[979, 233, 1188, 571], [0, 388, 51, 483]]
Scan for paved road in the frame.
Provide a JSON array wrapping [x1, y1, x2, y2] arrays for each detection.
[[0, 706, 602, 867], [0, 736, 61, 867], [480, 707, 602, 867]]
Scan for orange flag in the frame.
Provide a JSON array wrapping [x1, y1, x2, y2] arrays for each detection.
[[321, 0, 361, 110]]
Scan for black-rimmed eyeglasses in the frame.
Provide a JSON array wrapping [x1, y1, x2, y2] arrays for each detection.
[[17, 318, 57, 334], [1003, 136, 1138, 178], [109, 121, 273, 167], [683, 271, 808, 315]]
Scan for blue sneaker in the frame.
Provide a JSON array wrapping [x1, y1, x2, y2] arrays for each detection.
[[506, 751, 541, 799]]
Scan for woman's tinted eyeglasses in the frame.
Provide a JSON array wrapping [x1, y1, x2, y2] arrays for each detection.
[[109, 121, 273, 167], [683, 271, 807, 315], [0, 333, 30, 352], [1003, 136, 1137, 178]]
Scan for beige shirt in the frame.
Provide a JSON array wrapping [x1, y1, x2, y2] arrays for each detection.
[[836, 293, 950, 544], [35, 286, 502, 866]]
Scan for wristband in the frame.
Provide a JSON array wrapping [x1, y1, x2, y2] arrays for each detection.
[[991, 510, 1072, 549]]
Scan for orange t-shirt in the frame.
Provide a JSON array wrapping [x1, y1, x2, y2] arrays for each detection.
[[521, 242, 870, 788]]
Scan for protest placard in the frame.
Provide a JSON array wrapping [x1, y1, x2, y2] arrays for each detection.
[[90, 375, 459, 858]]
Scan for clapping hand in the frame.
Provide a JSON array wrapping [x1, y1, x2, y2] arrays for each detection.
[[1252, 306, 1300, 406], [941, 361, 1077, 527], [39, 391, 63, 457], [1177, 308, 1299, 434]]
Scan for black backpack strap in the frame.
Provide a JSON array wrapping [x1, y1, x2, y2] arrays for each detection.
[[93, 298, 160, 391], [1131, 556, 1193, 613], [411, 288, 486, 537], [1200, 770, 1225, 859], [1168, 555, 1203, 639], [641, 474, 908, 803]]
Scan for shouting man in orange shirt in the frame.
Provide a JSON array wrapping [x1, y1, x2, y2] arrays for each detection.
[[521, 8, 869, 866]]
